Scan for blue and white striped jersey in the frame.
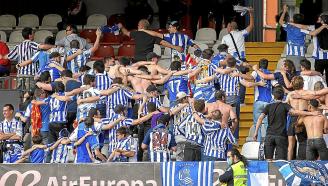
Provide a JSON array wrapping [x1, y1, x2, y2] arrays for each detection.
[[283, 23, 309, 57], [202, 120, 236, 159], [66, 48, 92, 73], [95, 72, 112, 91], [50, 143, 72, 163], [170, 104, 192, 136], [77, 86, 100, 121], [141, 97, 163, 114], [143, 124, 176, 162], [179, 113, 205, 146], [113, 136, 136, 162], [106, 88, 133, 109], [163, 32, 194, 62], [164, 75, 189, 104], [7, 40, 39, 75], [0, 118, 23, 139], [102, 114, 133, 154], [45, 92, 68, 123], [193, 61, 216, 87], [217, 68, 242, 96]]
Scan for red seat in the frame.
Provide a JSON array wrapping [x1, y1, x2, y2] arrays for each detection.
[[80, 29, 97, 43], [91, 44, 115, 60], [180, 28, 193, 39], [118, 44, 135, 58], [102, 33, 122, 45], [153, 28, 168, 34]]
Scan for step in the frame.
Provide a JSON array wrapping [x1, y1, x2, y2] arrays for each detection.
[[246, 55, 281, 61], [245, 42, 286, 48], [239, 129, 250, 137], [246, 48, 284, 55], [240, 120, 253, 128], [240, 105, 253, 112], [246, 88, 254, 94], [240, 113, 253, 120]]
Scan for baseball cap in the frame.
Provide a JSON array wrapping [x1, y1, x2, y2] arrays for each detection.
[[146, 52, 160, 61], [176, 92, 189, 100], [169, 21, 179, 28]]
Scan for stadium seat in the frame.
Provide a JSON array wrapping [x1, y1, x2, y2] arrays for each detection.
[[0, 30, 7, 42], [55, 30, 66, 42], [91, 44, 115, 60], [195, 28, 217, 44], [17, 14, 39, 29], [39, 14, 62, 30], [188, 42, 208, 54], [245, 125, 256, 142], [241, 141, 260, 160], [34, 30, 53, 43], [102, 33, 122, 45], [162, 47, 171, 59], [0, 14, 16, 31], [80, 29, 97, 43], [118, 44, 135, 58], [9, 30, 24, 44], [306, 43, 314, 58], [153, 44, 161, 56], [212, 43, 220, 54], [85, 14, 107, 29], [107, 14, 125, 26], [218, 28, 228, 42]]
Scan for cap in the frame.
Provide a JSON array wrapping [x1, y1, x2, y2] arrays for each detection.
[[146, 52, 160, 61], [169, 21, 179, 28], [176, 92, 189, 100], [146, 84, 159, 93]]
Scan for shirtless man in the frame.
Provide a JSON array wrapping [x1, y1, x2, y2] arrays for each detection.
[[286, 76, 311, 160], [206, 90, 238, 132], [297, 99, 328, 160], [131, 52, 171, 76]]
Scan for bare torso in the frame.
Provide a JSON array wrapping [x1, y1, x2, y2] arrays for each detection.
[[302, 115, 326, 138], [207, 101, 233, 127], [129, 76, 152, 93], [288, 90, 309, 110]]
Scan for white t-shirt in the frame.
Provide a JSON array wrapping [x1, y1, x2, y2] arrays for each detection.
[[301, 75, 327, 90], [221, 29, 249, 59]]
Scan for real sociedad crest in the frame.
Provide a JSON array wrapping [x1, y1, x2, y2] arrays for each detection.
[[178, 166, 193, 186], [290, 161, 328, 185]]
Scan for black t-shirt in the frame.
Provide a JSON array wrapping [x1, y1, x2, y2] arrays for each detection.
[[130, 31, 162, 61], [263, 102, 292, 137]]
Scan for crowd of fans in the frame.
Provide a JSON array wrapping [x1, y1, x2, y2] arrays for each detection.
[[0, 4, 327, 166]]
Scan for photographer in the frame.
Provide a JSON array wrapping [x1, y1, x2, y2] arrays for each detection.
[[0, 104, 24, 163]]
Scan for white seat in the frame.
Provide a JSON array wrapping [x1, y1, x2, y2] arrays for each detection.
[[241, 142, 260, 160], [34, 30, 53, 43], [245, 125, 256, 142], [188, 42, 208, 54], [9, 30, 24, 44], [39, 14, 62, 30], [55, 30, 66, 42], [212, 43, 220, 55], [218, 28, 228, 42], [306, 43, 314, 58], [195, 28, 217, 44], [153, 44, 161, 56], [0, 14, 16, 30], [17, 14, 39, 28], [0, 31, 7, 42], [84, 14, 107, 29]]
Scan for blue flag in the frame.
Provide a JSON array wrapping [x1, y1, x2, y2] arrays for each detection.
[[247, 161, 269, 186], [274, 160, 328, 186], [161, 161, 214, 186]]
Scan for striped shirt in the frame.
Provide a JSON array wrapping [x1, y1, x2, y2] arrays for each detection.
[[217, 68, 242, 96], [113, 136, 136, 162], [95, 72, 112, 90], [283, 23, 309, 57], [170, 104, 192, 136], [193, 60, 216, 87], [66, 48, 92, 73], [163, 32, 194, 62], [179, 113, 205, 146], [311, 25, 328, 59], [164, 75, 189, 104], [77, 86, 100, 121], [106, 88, 133, 109], [0, 118, 23, 139], [143, 124, 176, 162], [102, 114, 133, 154], [222, 30, 248, 59], [202, 120, 236, 159], [7, 40, 39, 75], [45, 92, 68, 123], [51, 143, 72, 163], [141, 97, 163, 114]]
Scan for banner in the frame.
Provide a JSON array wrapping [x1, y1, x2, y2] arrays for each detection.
[[0, 162, 285, 186]]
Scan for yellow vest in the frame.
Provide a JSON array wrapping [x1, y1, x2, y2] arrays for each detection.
[[231, 161, 247, 186]]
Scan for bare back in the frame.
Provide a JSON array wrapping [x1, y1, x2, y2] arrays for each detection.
[[288, 90, 310, 110], [207, 101, 234, 126], [129, 76, 152, 93], [302, 115, 326, 138]]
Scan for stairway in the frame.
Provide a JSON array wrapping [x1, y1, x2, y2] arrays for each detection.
[[238, 42, 286, 147]]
